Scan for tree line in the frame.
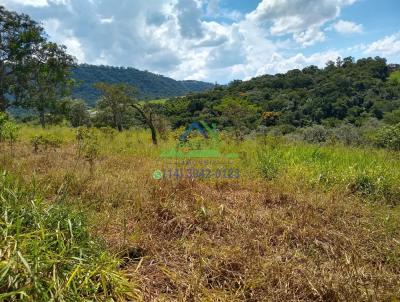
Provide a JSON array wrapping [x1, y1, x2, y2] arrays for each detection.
[[162, 57, 400, 135], [2, 5, 400, 147]]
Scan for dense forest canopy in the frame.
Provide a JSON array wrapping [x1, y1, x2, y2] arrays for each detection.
[[71, 64, 214, 106], [163, 57, 400, 132]]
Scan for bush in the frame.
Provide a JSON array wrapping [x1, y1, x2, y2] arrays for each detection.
[[301, 125, 331, 143], [0, 172, 137, 301], [0, 113, 20, 155], [348, 173, 377, 196], [383, 109, 400, 125], [268, 124, 296, 136], [375, 123, 400, 151], [331, 124, 363, 146], [30, 134, 62, 153]]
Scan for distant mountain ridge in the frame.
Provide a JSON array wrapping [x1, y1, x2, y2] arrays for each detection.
[[71, 64, 214, 106]]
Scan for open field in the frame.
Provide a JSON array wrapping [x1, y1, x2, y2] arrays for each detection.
[[390, 70, 400, 83], [1, 126, 400, 301], [2, 2, 400, 301]]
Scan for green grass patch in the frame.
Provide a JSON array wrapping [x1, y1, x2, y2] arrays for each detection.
[[257, 141, 400, 204], [0, 171, 137, 301], [138, 98, 167, 105], [390, 70, 400, 83]]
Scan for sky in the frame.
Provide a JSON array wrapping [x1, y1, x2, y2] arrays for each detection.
[[2, 0, 400, 83]]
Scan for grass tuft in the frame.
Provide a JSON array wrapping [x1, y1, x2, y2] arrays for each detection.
[[0, 171, 139, 301]]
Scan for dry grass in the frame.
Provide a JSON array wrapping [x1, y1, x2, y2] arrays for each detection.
[[1, 127, 400, 301]]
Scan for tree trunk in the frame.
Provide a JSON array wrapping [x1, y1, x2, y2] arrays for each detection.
[[149, 122, 158, 145], [0, 93, 6, 112], [0, 61, 5, 112], [116, 112, 123, 132], [130, 104, 158, 145], [39, 110, 46, 128], [112, 113, 117, 130]]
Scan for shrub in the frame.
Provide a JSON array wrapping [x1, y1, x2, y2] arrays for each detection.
[[30, 134, 62, 153], [68, 100, 91, 127], [268, 124, 296, 136], [301, 125, 331, 143], [348, 173, 377, 196], [331, 124, 363, 146], [2, 121, 20, 150], [383, 109, 400, 125], [0, 113, 20, 155], [375, 123, 400, 151]]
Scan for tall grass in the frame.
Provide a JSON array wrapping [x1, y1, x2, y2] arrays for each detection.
[[257, 140, 400, 204], [390, 70, 400, 83], [0, 171, 138, 301], [2, 125, 400, 300]]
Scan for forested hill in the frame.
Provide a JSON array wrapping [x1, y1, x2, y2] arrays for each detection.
[[71, 64, 214, 106], [165, 57, 400, 130]]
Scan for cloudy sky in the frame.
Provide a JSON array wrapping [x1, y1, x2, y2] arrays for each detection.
[[2, 0, 400, 83]]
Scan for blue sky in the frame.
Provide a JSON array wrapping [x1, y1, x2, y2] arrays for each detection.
[[2, 0, 400, 83]]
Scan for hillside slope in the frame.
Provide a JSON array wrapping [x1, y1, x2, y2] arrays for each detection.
[[164, 57, 400, 129], [72, 64, 214, 106]]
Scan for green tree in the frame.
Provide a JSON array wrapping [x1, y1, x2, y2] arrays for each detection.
[[16, 42, 75, 128], [166, 56, 399, 132], [214, 97, 261, 141], [69, 99, 90, 127], [0, 6, 45, 111], [94, 83, 159, 144], [94, 82, 137, 132], [130, 102, 159, 145]]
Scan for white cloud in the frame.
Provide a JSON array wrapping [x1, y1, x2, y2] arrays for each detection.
[[244, 50, 342, 80], [332, 20, 363, 34], [2, 0, 362, 83], [293, 27, 325, 46], [247, 0, 357, 46], [42, 18, 86, 62], [175, 0, 204, 39], [2, 0, 71, 6], [364, 33, 400, 57], [2, 0, 49, 7], [99, 16, 114, 24]]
